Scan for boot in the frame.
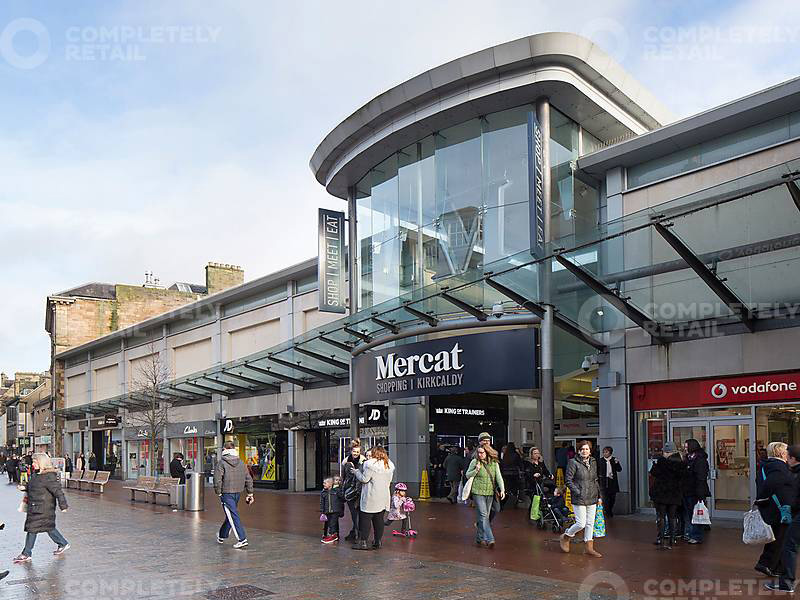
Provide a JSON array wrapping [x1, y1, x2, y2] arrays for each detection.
[[559, 534, 571, 553], [663, 537, 673, 550], [653, 536, 662, 546], [585, 540, 602, 557], [352, 540, 371, 551]]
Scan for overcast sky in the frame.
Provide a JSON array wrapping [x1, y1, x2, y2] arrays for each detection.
[[1, 0, 799, 375]]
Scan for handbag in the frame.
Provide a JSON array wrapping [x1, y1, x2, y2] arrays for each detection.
[[743, 504, 775, 545], [593, 505, 606, 538], [692, 500, 711, 525], [529, 495, 541, 521]]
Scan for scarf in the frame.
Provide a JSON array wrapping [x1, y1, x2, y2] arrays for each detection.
[[222, 448, 238, 458]]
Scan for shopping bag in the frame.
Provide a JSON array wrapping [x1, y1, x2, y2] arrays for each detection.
[[460, 476, 474, 502], [17, 492, 27, 513], [692, 500, 711, 525], [319, 513, 328, 522], [742, 506, 775, 545], [593, 505, 606, 538], [529, 495, 542, 521]]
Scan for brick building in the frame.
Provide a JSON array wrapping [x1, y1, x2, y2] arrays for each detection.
[[44, 263, 244, 456]]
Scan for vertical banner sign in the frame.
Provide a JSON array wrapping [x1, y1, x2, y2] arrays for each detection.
[[528, 113, 545, 258], [318, 208, 346, 313]]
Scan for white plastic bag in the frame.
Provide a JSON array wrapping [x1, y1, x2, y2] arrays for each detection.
[[743, 506, 775, 545], [692, 500, 711, 525], [460, 476, 474, 502]]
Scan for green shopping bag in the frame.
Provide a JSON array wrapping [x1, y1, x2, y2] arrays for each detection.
[[593, 505, 606, 538], [529, 495, 541, 520]]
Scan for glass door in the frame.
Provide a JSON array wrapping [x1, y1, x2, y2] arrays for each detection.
[[669, 418, 753, 518], [711, 420, 752, 517]]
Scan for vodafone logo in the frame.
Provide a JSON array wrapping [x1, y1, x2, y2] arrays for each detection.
[[711, 383, 728, 399]]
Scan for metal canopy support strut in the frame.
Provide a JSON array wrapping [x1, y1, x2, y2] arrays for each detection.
[[654, 222, 755, 332]]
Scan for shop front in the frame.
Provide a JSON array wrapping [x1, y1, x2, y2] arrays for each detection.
[[167, 421, 218, 472], [311, 405, 389, 490], [220, 416, 288, 489], [429, 394, 508, 453], [632, 371, 800, 518], [89, 415, 122, 477], [124, 426, 164, 478]]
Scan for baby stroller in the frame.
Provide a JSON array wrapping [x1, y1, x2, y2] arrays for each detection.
[[532, 479, 571, 533]]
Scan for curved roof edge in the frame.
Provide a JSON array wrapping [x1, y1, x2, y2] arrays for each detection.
[[310, 32, 673, 199]]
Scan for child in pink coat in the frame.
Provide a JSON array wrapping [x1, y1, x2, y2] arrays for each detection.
[[386, 482, 417, 537]]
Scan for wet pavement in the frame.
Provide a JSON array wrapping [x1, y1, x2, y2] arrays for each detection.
[[0, 479, 779, 599]]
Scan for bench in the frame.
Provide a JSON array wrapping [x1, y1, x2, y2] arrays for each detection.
[[87, 471, 111, 493], [152, 477, 180, 506], [65, 470, 84, 489], [68, 470, 96, 490], [123, 476, 180, 505]]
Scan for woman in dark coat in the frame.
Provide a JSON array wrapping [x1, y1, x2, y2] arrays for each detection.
[[561, 440, 603, 557], [649, 441, 684, 548], [755, 441, 794, 578], [683, 438, 711, 544], [13, 453, 69, 563], [500, 442, 524, 507]]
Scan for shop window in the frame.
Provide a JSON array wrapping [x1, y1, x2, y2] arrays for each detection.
[[636, 410, 667, 510], [670, 407, 750, 418], [756, 405, 800, 461]]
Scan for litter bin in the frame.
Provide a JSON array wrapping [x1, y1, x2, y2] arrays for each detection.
[[185, 471, 205, 511], [173, 484, 186, 510]]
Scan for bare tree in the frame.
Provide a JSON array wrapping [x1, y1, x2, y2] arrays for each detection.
[[127, 344, 174, 477]]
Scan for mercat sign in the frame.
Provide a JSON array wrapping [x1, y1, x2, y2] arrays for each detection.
[[353, 329, 537, 401]]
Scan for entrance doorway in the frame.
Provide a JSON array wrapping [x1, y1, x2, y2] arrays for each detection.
[[669, 418, 753, 518]]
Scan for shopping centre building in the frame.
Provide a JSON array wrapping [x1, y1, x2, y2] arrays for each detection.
[[55, 32, 800, 516]]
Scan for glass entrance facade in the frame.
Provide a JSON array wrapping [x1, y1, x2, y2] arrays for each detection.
[[353, 104, 596, 310]]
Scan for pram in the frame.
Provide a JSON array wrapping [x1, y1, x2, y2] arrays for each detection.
[[531, 479, 571, 533]]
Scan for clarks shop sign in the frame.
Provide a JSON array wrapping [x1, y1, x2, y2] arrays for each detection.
[[353, 329, 537, 401]]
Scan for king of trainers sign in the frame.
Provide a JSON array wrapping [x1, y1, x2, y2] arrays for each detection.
[[353, 328, 537, 401]]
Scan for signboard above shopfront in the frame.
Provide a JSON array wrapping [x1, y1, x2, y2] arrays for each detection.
[[353, 329, 537, 402], [632, 371, 800, 411], [316, 404, 388, 429]]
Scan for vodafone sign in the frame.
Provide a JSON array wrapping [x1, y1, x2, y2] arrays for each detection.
[[632, 372, 800, 411]]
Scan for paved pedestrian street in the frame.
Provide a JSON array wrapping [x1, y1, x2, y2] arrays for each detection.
[[0, 480, 779, 600]]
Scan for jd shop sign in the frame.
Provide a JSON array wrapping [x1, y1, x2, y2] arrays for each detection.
[[353, 329, 537, 401]]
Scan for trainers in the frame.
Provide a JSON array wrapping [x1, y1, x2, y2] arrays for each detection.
[[216, 536, 224, 544], [322, 535, 338, 544], [13, 554, 31, 563], [764, 582, 795, 593], [232, 540, 248, 549], [53, 544, 70, 555], [392, 530, 405, 537]]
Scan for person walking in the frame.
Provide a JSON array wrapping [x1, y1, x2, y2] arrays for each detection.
[[649, 441, 684, 549], [341, 440, 366, 542], [561, 440, 603, 557], [75, 453, 85, 473], [204, 452, 214, 484], [88, 452, 97, 471], [755, 441, 794, 578], [12, 453, 70, 563], [64, 455, 72, 478], [766, 444, 800, 592], [347, 446, 395, 551], [214, 441, 254, 549], [443, 447, 463, 504], [598, 446, 622, 518], [682, 438, 711, 544], [465, 444, 505, 548], [500, 442, 524, 507], [524, 447, 551, 512], [170, 453, 187, 484]]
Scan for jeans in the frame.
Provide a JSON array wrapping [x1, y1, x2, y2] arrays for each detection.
[[447, 480, 459, 501], [473, 494, 495, 543], [359, 510, 385, 545], [684, 496, 704, 542], [22, 529, 69, 556], [323, 512, 341, 537], [218, 493, 246, 542], [604, 491, 617, 517], [565, 504, 598, 542], [655, 503, 679, 540], [780, 515, 800, 586], [346, 499, 360, 538]]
